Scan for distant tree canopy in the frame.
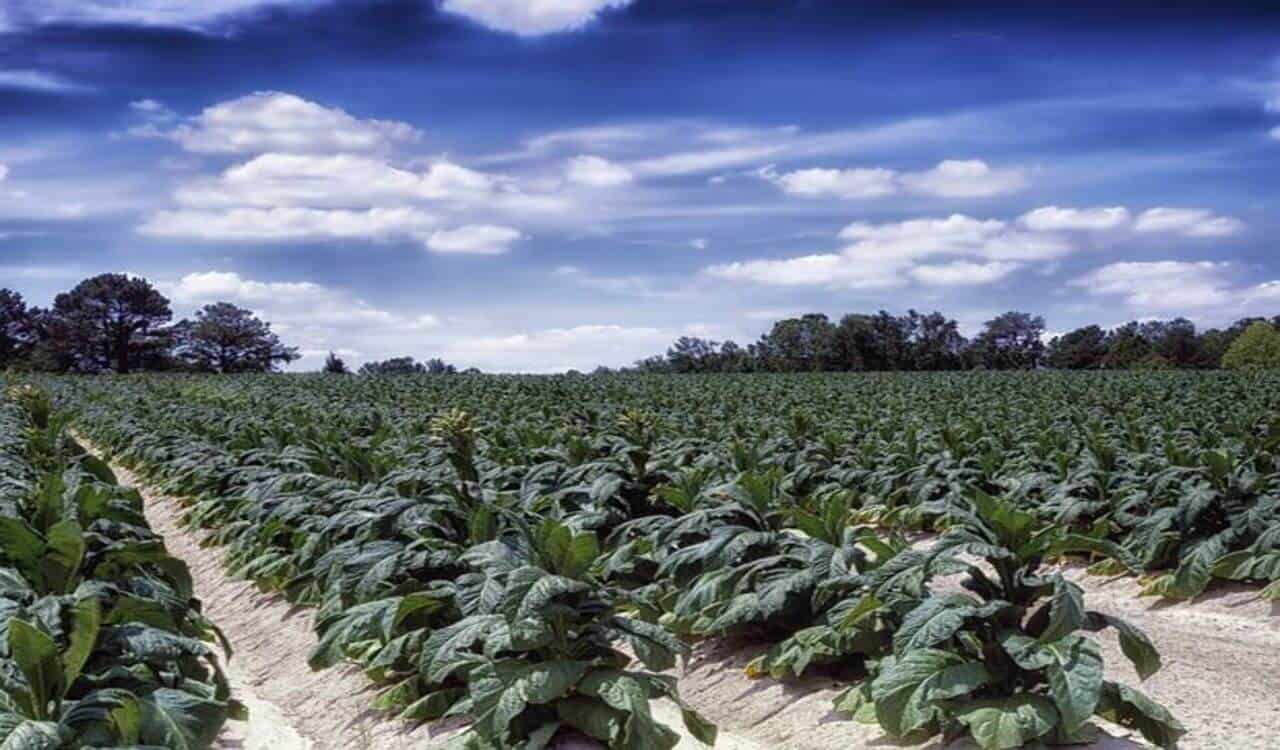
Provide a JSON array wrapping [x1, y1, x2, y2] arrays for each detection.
[[358, 356, 458, 375], [635, 309, 1279, 374], [173, 302, 299, 373], [0, 273, 299, 374]]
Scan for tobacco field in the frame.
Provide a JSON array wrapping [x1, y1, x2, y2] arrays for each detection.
[[3, 371, 1280, 749]]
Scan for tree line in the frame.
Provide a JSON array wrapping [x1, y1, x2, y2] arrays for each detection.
[[629, 310, 1280, 373], [0, 273, 298, 373]]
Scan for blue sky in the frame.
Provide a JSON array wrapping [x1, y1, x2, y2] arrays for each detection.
[[3, 0, 1280, 371]]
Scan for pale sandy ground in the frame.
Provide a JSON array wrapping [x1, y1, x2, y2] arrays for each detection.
[[92, 444, 1279, 750]]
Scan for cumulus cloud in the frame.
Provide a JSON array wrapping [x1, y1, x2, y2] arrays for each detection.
[[170, 92, 420, 155], [425, 224, 523, 255], [763, 159, 1026, 200], [136, 93, 571, 249], [766, 166, 898, 199], [439, 0, 634, 36], [1133, 207, 1246, 238], [440, 324, 671, 372], [897, 159, 1028, 198], [1069, 261, 1235, 311], [909, 260, 1020, 286], [706, 214, 1071, 290], [564, 155, 633, 186], [173, 154, 496, 209], [1018, 206, 1131, 232]]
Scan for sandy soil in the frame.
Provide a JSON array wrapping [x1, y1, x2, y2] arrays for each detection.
[[92, 444, 1279, 750]]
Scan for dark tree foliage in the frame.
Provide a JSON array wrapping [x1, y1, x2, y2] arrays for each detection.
[[0, 289, 35, 368], [45, 274, 173, 373], [969, 311, 1046, 370], [359, 356, 428, 375], [322, 351, 349, 374], [174, 302, 299, 373], [1045, 325, 1109, 370]]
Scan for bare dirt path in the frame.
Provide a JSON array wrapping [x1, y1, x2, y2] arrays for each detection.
[[93, 442, 1280, 749]]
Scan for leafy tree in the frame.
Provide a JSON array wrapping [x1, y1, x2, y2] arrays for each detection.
[[1045, 325, 1108, 370], [424, 357, 457, 374], [1221, 322, 1280, 369], [322, 351, 349, 374], [359, 356, 428, 375], [1102, 324, 1154, 369], [755, 314, 838, 371], [666, 336, 720, 373], [968, 311, 1046, 370], [174, 302, 298, 373], [905, 310, 967, 371], [0, 289, 36, 368], [44, 274, 173, 373]]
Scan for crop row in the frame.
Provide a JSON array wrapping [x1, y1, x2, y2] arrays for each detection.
[[0, 385, 240, 748], [31, 371, 1245, 748]]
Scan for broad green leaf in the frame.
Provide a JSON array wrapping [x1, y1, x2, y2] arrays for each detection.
[[1042, 635, 1104, 732], [62, 597, 102, 688], [1095, 681, 1186, 749], [955, 695, 1059, 750], [1036, 575, 1085, 643], [8, 619, 62, 720], [137, 688, 227, 750]]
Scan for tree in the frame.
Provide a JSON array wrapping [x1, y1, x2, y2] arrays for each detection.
[[174, 302, 298, 373], [1221, 322, 1280, 369], [755, 313, 837, 371], [905, 310, 967, 370], [424, 357, 457, 374], [360, 356, 428, 375], [969, 311, 1045, 370], [322, 351, 349, 374], [45, 274, 173, 373], [1045, 325, 1108, 369], [0, 289, 35, 369], [666, 336, 719, 373], [1102, 323, 1154, 369]]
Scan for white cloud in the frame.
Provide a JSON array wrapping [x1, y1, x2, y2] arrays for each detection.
[[439, 0, 633, 36], [1271, 125, 1280, 141], [174, 153, 496, 209], [1018, 206, 1131, 232], [1134, 207, 1245, 238], [171, 92, 420, 155], [426, 224, 523, 255], [897, 159, 1028, 198], [767, 166, 898, 199], [910, 260, 1019, 286], [441, 323, 669, 372], [706, 213, 1072, 290], [0, 1, 324, 29], [139, 206, 437, 242], [564, 155, 633, 186], [0, 164, 7, 182], [763, 159, 1025, 201], [690, 237, 708, 250], [0, 69, 89, 93], [169, 270, 329, 305], [1070, 261, 1234, 311]]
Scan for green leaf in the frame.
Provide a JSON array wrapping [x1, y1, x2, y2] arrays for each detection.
[[894, 594, 978, 652], [557, 697, 624, 742], [43, 521, 86, 594], [955, 695, 1059, 750], [1084, 611, 1161, 680], [61, 597, 102, 689], [1042, 635, 1104, 732], [1095, 681, 1186, 749], [870, 650, 992, 737], [137, 688, 227, 750], [8, 620, 63, 720], [0, 714, 66, 750], [1036, 575, 1085, 643]]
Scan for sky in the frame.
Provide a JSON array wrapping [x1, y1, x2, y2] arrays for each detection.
[[3, 0, 1280, 371]]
